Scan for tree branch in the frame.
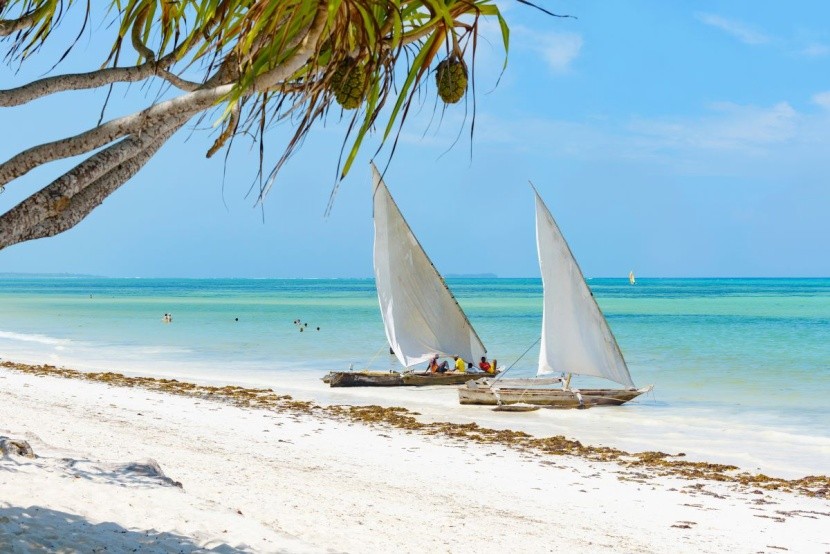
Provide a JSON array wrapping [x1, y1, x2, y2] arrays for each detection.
[[254, 0, 329, 92], [0, 4, 48, 36], [0, 2, 328, 188], [157, 68, 201, 92], [206, 102, 239, 158], [1, 0, 337, 246], [3, 63, 157, 107], [0, 43, 200, 107], [0, 84, 232, 187], [0, 119, 185, 249], [130, 4, 155, 61]]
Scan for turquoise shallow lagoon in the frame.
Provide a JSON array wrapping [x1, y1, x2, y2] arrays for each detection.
[[1, 277, 828, 476]]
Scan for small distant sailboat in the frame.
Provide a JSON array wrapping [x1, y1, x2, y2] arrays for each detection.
[[459, 187, 652, 408], [629, 271, 636, 285], [325, 164, 494, 387]]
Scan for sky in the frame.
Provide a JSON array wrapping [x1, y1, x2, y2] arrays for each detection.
[[1, 1, 829, 278]]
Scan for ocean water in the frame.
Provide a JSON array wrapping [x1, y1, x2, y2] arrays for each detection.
[[1, 276, 828, 477]]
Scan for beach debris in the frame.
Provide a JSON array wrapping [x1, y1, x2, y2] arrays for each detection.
[[116, 459, 183, 488], [0, 437, 35, 458], [754, 514, 786, 523], [63, 457, 183, 488]]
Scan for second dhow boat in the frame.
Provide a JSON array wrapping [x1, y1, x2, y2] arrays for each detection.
[[459, 187, 651, 408], [325, 164, 494, 387]]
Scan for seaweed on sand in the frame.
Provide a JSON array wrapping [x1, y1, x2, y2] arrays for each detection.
[[2, 361, 828, 499]]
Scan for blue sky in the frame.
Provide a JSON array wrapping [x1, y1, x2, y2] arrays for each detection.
[[1, 1, 829, 278]]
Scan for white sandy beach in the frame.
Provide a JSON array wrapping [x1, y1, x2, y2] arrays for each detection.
[[1, 365, 828, 553]]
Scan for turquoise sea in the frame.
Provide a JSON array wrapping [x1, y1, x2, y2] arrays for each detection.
[[1, 276, 828, 476]]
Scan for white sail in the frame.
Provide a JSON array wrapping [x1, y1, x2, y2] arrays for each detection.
[[629, 271, 636, 285], [372, 165, 486, 368], [534, 191, 635, 388]]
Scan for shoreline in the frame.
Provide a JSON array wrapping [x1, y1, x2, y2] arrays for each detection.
[[4, 346, 828, 479], [2, 360, 828, 497], [1, 360, 829, 552]]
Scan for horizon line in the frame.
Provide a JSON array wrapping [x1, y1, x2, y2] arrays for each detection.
[[2, 272, 829, 280]]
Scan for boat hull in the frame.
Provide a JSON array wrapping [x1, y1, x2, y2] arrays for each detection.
[[325, 371, 403, 387], [458, 382, 649, 408], [325, 371, 495, 387], [402, 372, 493, 386]]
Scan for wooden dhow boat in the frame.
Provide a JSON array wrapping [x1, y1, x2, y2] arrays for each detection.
[[459, 188, 651, 408], [325, 165, 494, 388], [324, 370, 491, 387]]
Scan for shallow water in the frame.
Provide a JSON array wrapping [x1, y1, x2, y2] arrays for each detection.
[[1, 276, 828, 477]]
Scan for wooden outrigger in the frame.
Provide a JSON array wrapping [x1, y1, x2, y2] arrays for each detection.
[[459, 378, 650, 409], [324, 370, 498, 387]]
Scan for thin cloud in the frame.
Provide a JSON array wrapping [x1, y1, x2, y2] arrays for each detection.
[[510, 26, 583, 74], [812, 91, 830, 110], [469, 98, 830, 178], [630, 102, 798, 151], [540, 32, 583, 73], [695, 13, 770, 45], [801, 43, 830, 57]]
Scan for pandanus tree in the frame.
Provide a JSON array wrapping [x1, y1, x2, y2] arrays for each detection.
[[0, 0, 560, 250]]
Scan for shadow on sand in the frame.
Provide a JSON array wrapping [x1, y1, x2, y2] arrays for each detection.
[[0, 505, 250, 553]]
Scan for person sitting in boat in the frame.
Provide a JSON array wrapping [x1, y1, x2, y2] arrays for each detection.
[[428, 355, 449, 373], [478, 356, 494, 374], [452, 355, 466, 373]]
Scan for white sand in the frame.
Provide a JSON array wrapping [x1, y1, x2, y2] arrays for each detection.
[[1, 368, 828, 553], [7, 345, 828, 479]]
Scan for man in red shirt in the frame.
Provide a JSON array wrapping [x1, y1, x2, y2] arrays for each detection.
[[478, 356, 494, 374]]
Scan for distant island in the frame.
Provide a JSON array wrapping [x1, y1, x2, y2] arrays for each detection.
[[0, 272, 101, 279], [444, 273, 498, 279]]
